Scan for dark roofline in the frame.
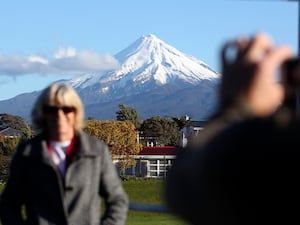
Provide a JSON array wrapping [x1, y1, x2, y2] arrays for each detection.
[[0, 127, 22, 136], [139, 146, 179, 155]]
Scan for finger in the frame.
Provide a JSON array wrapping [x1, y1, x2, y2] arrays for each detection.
[[245, 33, 274, 62], [263, 45, 294, 72]]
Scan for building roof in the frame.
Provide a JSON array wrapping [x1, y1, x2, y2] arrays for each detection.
[[139, 146, 179, 155], [190, 120, 207, 128], [0, 127, 22, 137]]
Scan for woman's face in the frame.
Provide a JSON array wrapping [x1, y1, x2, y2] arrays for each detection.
[[43, 104, 76, 141]]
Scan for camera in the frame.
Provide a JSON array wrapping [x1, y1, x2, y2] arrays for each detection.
[[281, 58, 300, 88], [281, 58, 300, 112]]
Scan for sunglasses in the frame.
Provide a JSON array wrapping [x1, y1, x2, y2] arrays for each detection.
[[43, 105, 76, 114]]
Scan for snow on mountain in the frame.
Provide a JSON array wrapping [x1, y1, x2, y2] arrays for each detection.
[[113, 34, 218, 82], [109, 34, 219, 84], [69, 34, 220, 99], [69, 72, 105, 89]]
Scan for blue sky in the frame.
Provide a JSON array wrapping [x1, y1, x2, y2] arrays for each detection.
[[0, 0, 298, 101]]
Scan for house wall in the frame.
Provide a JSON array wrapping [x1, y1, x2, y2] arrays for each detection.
[[115, 155, 176, 178]]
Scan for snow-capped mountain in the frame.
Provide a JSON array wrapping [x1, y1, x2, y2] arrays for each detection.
[[69, 34, 220, 104], [0, 34, 221, 121]]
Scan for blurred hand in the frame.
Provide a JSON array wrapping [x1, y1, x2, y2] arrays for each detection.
[[220, 33, 293, 116]]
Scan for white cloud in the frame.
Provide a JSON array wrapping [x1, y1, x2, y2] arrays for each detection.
[[0, 47, 120, 76], [54, 47, 76, 59], [28, 55, 49, 64]]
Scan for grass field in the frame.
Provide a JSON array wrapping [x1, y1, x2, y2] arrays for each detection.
[[123, 177, 187, 225], [0, 178, 187, 225]]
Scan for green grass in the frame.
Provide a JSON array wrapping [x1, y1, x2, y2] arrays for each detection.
[[123, 177, 165, 204], [123, 177, 187, 225], [0, 178, 187, 225], [126, 210, 185, 225]]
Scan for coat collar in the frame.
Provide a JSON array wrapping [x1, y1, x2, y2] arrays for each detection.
[[34, 131, 100, 158], [73, 131, 100, 157]]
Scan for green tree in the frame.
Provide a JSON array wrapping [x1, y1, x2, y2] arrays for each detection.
[[84, 119, 142, 172], [0, 155, 9, 183], [172, 115, 191, 129], [0, 134, 8, 183], [116, 104, 141, 129], [2, 136, 21, 156], [0, 113, 33, 140], [0, 114, 32, 157], [140, 116, 180, 146]]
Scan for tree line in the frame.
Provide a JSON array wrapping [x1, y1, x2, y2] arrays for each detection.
[[0, 103, 191, 180]]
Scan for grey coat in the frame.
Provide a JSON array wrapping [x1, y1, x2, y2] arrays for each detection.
[[0, 131, 128, 225]]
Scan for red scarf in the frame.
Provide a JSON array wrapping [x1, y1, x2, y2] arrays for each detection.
[[47, 137, 77, 178]]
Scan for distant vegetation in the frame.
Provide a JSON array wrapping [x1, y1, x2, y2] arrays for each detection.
[[84, 119, 142, 171]]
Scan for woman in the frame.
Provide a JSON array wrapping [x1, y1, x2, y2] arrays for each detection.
[[0, 82, 128, 225]]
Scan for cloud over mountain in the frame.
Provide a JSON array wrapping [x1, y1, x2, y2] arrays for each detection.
[[0, 47, 120, 76]]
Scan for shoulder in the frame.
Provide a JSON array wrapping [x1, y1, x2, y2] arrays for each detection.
[[78, 131, 106, 145], [76, 131, 109, 155], [203, 113, 300, 161], [15, 134, 46, 155]]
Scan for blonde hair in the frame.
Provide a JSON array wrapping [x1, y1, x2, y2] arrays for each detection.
[[31, 82, 85, 132]]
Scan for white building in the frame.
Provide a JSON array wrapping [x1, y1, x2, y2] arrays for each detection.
[[117, 146, 179, 178]]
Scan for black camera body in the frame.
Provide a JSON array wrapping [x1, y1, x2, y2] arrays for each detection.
[[281, 58, 300, 112], [282, 58, 300, 88]]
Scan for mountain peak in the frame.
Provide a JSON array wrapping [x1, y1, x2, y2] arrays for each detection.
[[142, 33, 158, 39], [111, 34, 219, 85], [140, 34, 162, 46], [115, 34, 167, 63], [70, 33, 220, 100]]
